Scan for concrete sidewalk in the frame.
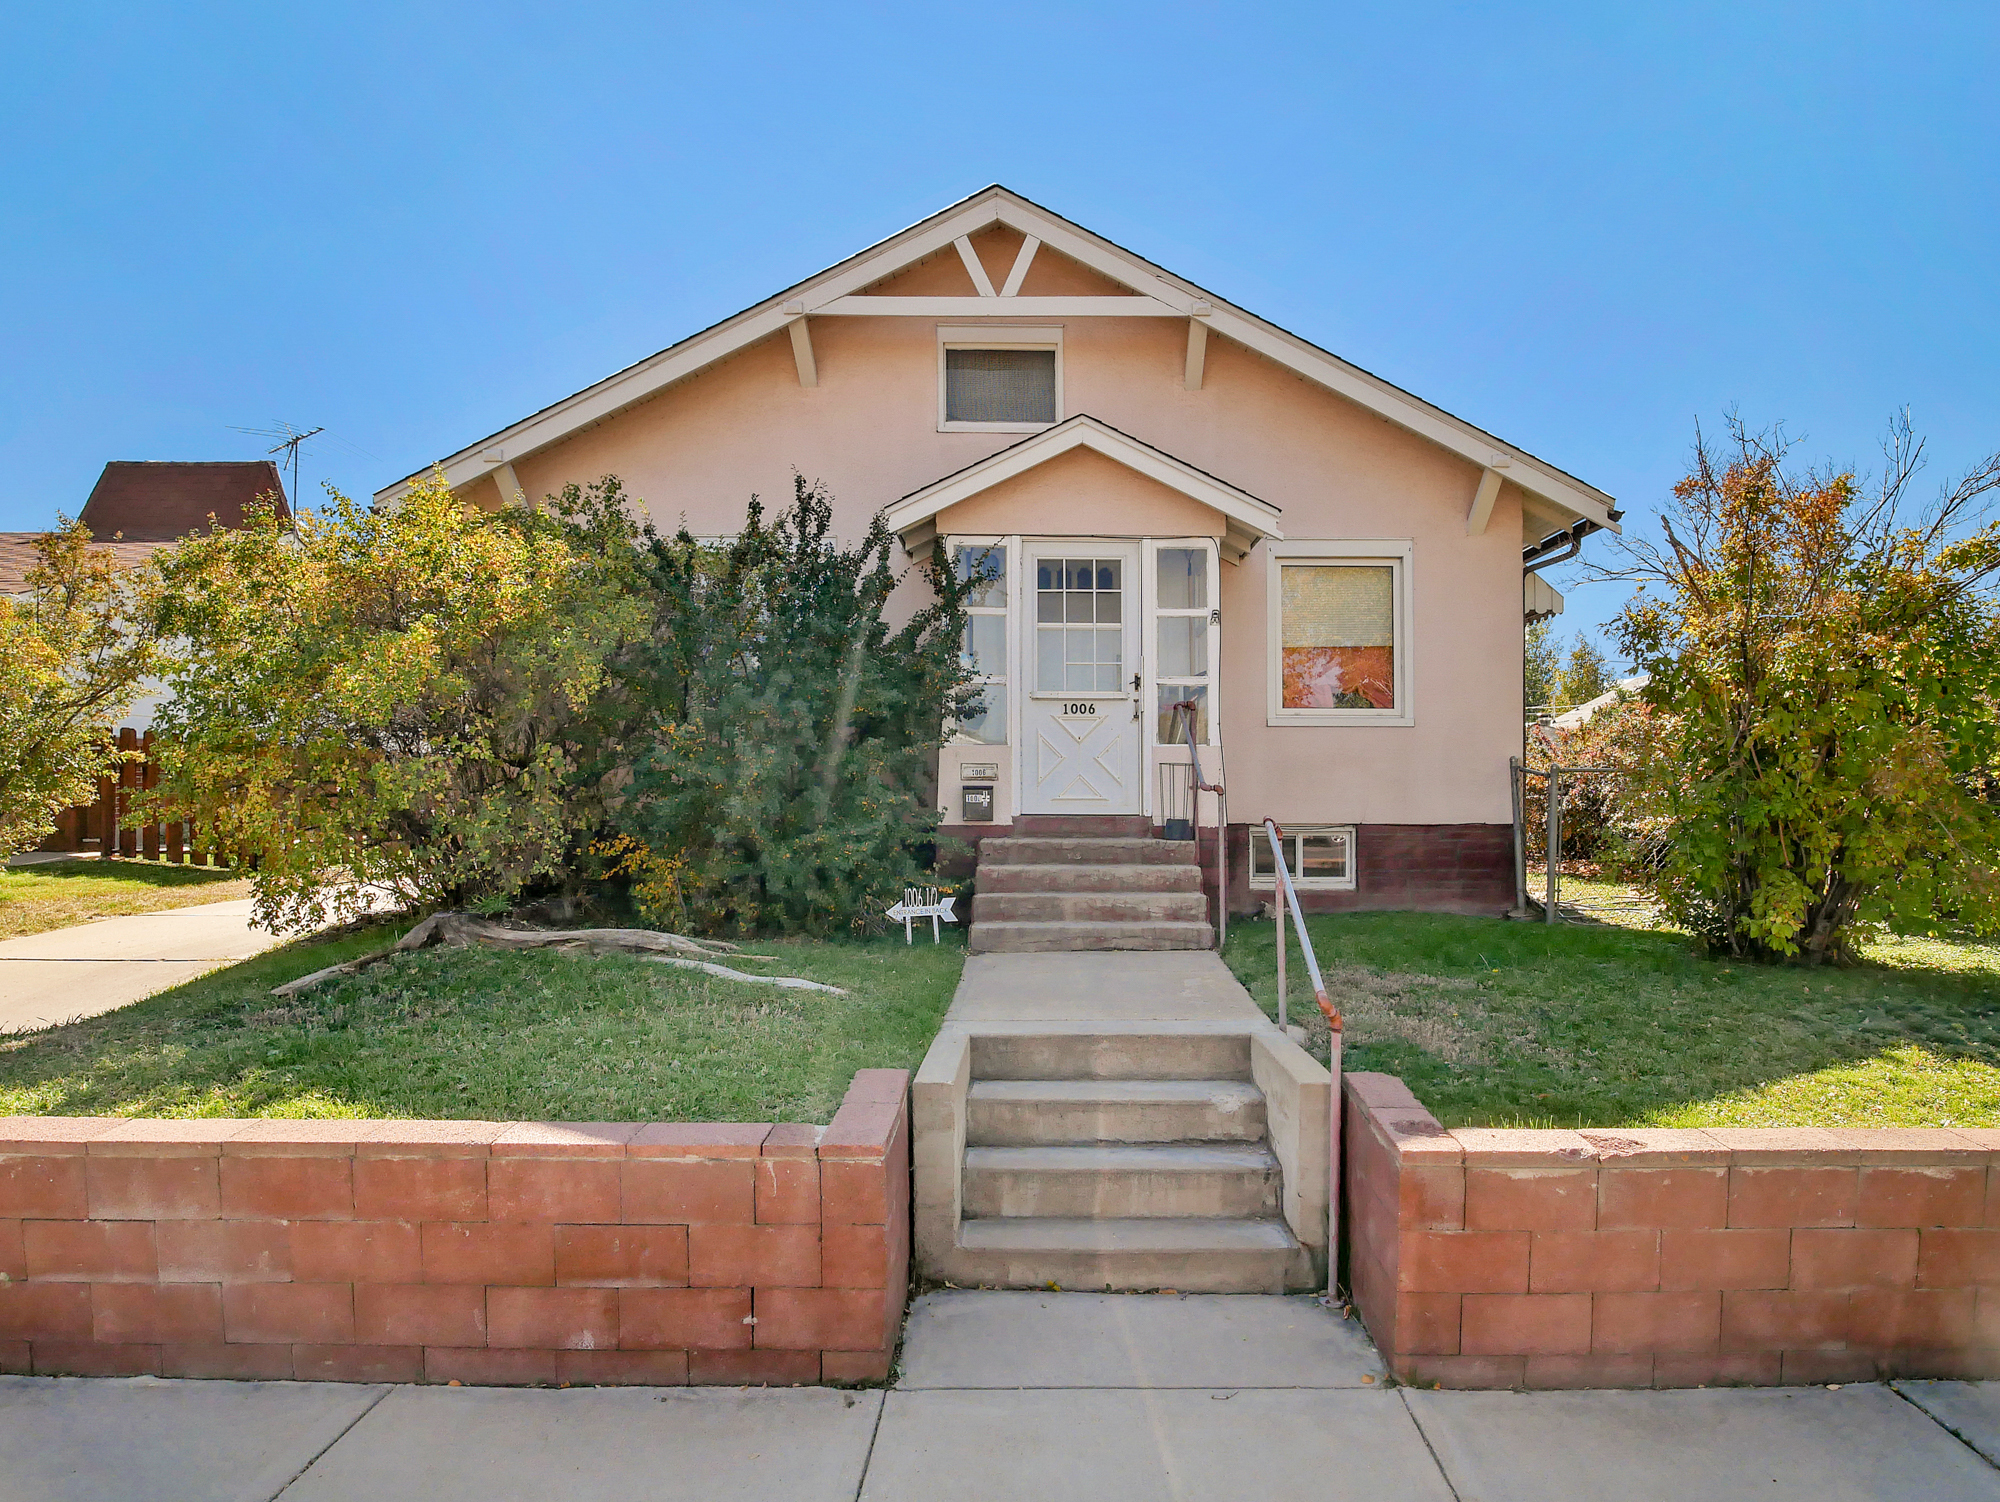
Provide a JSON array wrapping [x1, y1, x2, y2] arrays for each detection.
[[2, 1293, 1995, 1500], [0, 898, 287, 1034]]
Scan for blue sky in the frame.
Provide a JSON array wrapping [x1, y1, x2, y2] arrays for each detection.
[[5, 2, 1995, 659]]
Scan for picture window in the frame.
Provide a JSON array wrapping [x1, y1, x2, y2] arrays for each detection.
[[1266, 543, 1411, 726]]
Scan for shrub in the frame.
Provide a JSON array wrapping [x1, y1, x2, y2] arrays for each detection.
[[1606, 413, 2000, 964], [583, 475, 977, 935]]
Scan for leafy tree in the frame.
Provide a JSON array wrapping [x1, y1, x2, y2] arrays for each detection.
[[0, 520, 158, 854], [1606, 413, 2000, 964], [1554, 634, 1611, 710], [584, 474, 977, 936], [1524, 618, 1559, 715], [145, 476, 643, 933]]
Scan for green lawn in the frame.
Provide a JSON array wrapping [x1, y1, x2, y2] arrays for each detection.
[[0, 922, 965, 1123], [0, 858, 251, 940], [1223, 895, 2000, 1130]]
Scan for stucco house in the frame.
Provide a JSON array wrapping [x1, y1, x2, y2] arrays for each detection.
[[377, 186, 1617, 937]]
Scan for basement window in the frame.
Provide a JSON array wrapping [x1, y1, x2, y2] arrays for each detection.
[[1250, 826, 1357, 892], [939, 327, 1061, 432]]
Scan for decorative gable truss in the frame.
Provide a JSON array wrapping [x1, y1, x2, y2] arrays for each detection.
[[376, 186, 1616, 542]]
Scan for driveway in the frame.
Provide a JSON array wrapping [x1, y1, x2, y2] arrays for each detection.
[[0, 899, 286, 1034], [0, 1294, 1994, 1500]]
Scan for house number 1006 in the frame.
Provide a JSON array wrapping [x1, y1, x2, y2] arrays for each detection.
[[1063, 702, 1098, 716]]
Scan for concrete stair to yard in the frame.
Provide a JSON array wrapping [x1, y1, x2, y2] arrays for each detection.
[[969, 816, 1214, 953], [917, 1026, 1321, 1294]]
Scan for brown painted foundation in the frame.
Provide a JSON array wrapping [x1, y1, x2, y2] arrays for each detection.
[[940, 821, 1514, 921]]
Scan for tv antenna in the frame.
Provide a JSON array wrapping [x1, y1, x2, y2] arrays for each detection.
[[228, 422, 323, 512]]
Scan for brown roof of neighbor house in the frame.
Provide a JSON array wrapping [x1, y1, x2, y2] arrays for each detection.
[[1, 461, 291, 596], [0, 533, 167, 596], [78, 461, 289, 542]]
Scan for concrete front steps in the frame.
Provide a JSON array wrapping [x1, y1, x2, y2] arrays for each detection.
[[968, 817, 1214, 954], [917, 1026, 1320, 1294]]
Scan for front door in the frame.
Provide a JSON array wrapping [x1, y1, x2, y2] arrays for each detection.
[[1019, 543, 1142, 815]]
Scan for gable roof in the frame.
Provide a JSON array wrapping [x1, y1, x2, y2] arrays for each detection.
[[885, 414, 1283, 563], [375, 186, 1616, 532], [80, 461, 289, 542]]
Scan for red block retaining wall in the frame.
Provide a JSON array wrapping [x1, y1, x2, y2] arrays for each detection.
[[0, 1070, 910, 1386], [1344, 1072, 2000, 1388]]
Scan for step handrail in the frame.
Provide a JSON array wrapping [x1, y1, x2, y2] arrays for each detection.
[[1170, 699, 1227, 950], [1262, 817, 1341, 1033]]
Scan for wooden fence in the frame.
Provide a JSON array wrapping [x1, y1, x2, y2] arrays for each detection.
[[37, 727, 222, 865]]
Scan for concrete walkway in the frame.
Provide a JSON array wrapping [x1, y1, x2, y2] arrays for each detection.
[[945, 950, 1267, 1025], [3, 1294, 1996, 1500], [0, 899, 286, 1034]]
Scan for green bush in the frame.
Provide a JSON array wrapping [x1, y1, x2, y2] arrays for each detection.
[[1609, 414, 2000, 964], [577, 474, 978, 935]]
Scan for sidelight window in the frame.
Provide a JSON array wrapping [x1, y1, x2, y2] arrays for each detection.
[[1153, 543, 1215, 743], [954, 543, 1008, 743]]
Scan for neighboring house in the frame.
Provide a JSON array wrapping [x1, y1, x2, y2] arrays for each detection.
[[1545, 673, 1651, 732], [1, 460, 290, 730], [377, 186, 1619, 915]]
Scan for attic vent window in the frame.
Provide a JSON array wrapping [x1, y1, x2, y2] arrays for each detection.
[[938, 328, 1062, 432], [945, 349, 1056, 424]]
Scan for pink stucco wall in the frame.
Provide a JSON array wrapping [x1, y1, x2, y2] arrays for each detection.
[[475, 248, 1534, 827]]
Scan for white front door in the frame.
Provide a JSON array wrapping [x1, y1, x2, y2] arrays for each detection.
[[1019, 543, 1142, 815]]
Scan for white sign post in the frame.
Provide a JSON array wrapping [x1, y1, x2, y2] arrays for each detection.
[[886, 886, 957, 944]]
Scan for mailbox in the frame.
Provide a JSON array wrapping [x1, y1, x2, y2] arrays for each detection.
[[962, 785, 995, 822]]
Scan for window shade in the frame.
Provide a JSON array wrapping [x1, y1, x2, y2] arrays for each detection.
[[1280, 564, 1396, 710], [945, 349, 1057, 424]]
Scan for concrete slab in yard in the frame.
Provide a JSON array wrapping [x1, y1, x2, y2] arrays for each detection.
[[861, 1388, 1452, 1502], [0, 1375, 385, 1502], [1404, 1384, 2000, 1502], [1896, 1382, 2000, 1467], [899, 1291, 1382, 1389], [945, 952, 1264, 1024], [278, 1385, 883, 1502]]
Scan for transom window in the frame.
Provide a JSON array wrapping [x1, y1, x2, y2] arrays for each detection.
[[1250, 825, 1357, 891], [1036, 557, 1123, 692]]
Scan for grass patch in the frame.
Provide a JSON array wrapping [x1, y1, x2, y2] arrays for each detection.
[[1223, 902, 2000, 1130], [0, 858, 251, 940], [0, 923, 964, 1123]]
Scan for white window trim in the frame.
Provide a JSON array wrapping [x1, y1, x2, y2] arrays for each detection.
[[949, 536, 1010, 746], [1249, 824, 1358, 892], [937, 325, 1063, 434], [1265, 539, 1414, 727]]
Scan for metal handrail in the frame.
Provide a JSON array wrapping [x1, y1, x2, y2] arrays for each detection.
[[1262, 817, 1341, 1033], [1170, 700, 1227, 950]]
